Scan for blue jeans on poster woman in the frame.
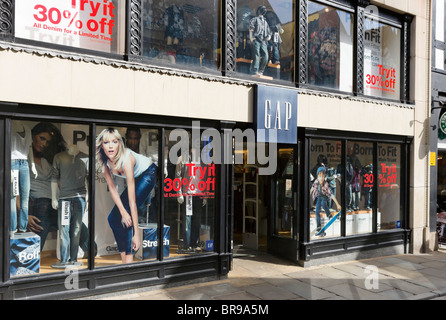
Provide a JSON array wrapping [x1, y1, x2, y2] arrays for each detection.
[[315, 196, 333, 229], [11, 159, 30, 232], [58, 196, 86, 263], [250, 39, 268, 75], [108, 164, 157, 255]]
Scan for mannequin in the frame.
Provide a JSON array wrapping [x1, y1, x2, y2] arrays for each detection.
[[161, 4, 185, 63], [11, 121, 32, 234], [175, 141, 206, 253], [265, 10, 284, 64], [51, 144, 88, 268], [249, 5, 272, 76]]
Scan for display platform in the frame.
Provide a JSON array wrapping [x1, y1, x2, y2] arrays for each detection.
[[136, 223, 170, 260], [10, 232, 40, 277]]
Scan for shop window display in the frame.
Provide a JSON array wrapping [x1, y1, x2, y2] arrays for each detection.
[[236, 0, 295, 81], [363, 16, 401, 100], [309, 139, 342, 239], [307, 2, 353, 92], [164, 130, 216, 256], [141, 0, 220, 70], [345, 141, 374, 236], [94, 126, 162, 266], [377, 143, 402, 231], [10, 120, 91, 277], [14, 0, 126, 54]]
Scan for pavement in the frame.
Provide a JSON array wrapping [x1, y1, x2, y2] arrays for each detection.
[[80, 246, 446, 301]]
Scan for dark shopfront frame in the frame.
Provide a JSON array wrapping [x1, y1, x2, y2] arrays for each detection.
[[299, 128, 412, 265], [0, 102, 233, 300]]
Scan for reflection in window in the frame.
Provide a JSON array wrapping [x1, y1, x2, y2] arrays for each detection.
[[377, 143, 401, 231], [142, 0, 220, 70], [164, 130, 215, 256], [364, 17, 401, 100], [236, 0, 295, 81], [10, 120, 91, 277], [307, 2, 353, 92], [309, 139, 342, 239], [94, 126, 160, 266]]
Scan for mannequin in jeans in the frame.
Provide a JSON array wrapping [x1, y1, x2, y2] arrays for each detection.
[[310, 166, 341, 237], [11, 121, 32, 234], [249, 5, 272, 76], [175, 139, 207, 253], [51, 144, 88, 268]]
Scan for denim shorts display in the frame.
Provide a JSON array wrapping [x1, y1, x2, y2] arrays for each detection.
[[11, 159, 30, 232], [108, 164, 157, 255]]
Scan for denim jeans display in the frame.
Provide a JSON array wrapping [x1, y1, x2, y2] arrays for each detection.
[[11, 159, 30, 232], [315, 196, 332, 229], [250, 39, 268, 75], [58, 196, 86, 263], [108, 164, 157, 255]]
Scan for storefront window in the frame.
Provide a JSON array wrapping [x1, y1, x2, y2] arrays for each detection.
[[141, 0, 221, 70], [377, 143, 402, 231], [364, 16, 401, 100], [10, 120, 90, 277], [307, 2, 353, 92], [14, 0, 126, 54], [309, 139, 341, 239], [94, 126, 161, 266], [164, 130, 216, 255], [236, 0, 295, 81], [346, 141, 373, 235]]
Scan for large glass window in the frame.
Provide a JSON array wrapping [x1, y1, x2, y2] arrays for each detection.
[[363, 16, 401, 100], [15, 0, 126, 54], [141, 0, 221, 70], [377, 143, 402, 231], [236, 0, 295, 81], [307, 2, 353, 92], [10, 120, 90, 277], [345, 141, 373, 236], [164, 129, 216, 255], [309, 139, 342, 239], [94, 126, 161, 267]]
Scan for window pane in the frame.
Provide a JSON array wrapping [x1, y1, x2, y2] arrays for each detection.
[[310, 139, 342, 239], [377, 143, 402, 231], [364, 17, 401, 100], [142, 0, 220, 70], [274, 147, 295, 238], [15, 0, 126, 54], [11, 120, 90, 277], [308, 2, 353, 92], [164, 130, 216, 256], [236, 0, 295, 81], [95, 126, 160, 266], [346, 141, 373, 235]]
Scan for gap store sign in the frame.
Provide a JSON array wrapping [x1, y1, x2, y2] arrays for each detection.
[[255, 85, 298, 144]]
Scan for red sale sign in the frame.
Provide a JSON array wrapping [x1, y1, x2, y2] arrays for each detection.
[[15, 0, 124, 54]]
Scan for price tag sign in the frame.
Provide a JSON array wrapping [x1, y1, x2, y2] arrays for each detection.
[[61, 201, 70, 226], [12, 169, 19, 197]]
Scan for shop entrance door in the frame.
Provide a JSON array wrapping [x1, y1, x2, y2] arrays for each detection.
[[268, 145, 299, 261]]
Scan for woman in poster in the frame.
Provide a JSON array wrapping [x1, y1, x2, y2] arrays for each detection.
[[96, 128, 157, 263]]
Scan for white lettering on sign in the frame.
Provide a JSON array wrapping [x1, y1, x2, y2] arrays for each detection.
[[264, 100, 293, 131]]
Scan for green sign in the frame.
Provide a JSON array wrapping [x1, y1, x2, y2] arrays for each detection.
[[440, 112, 446, 136]]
